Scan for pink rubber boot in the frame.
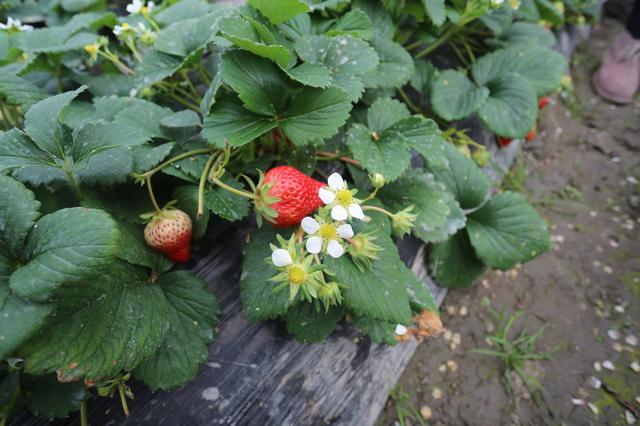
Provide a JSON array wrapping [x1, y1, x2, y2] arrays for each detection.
[[593, 30, 640, 104]]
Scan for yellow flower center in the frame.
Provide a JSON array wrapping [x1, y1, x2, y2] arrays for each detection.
[[318, 223, 337, 240], [122, 23, 130, 29], [288, 265, 307, 284], [141, 6, 150, 14], [335, 189, 352, 206]]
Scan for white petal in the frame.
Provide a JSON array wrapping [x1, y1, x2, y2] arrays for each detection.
[[327, 172, 344, 190], [337, 224, 354, 239], [348, 203, 364, 220], [271, 249, 293, 267], [301, 217, 319, 234], [147, 1, 155, 10], [327, 240, 344, 258], [331, 205, 348, 221], [319, 187, 336, 205], [306, 236, 323, 254], [395, 324, 408, 336]]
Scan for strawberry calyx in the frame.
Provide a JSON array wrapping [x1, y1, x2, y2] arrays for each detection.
[[245, 170, 281, 227], [139, 200, 180, 222]]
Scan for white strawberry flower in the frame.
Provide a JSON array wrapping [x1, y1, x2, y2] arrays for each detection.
[[301, 216, 354, 258], [126, 0, 155, 15], [0, 17, 34, 32], [319, 173, 365, 221], [113, 22, 135, 37], [271, 248, 293, 267]]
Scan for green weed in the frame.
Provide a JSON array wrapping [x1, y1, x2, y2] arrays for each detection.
[[388, 384, 426, 426]]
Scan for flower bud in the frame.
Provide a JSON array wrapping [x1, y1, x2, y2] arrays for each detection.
[[472, 147, 490, 167], [457, 144, 471, 158], [349, 232, 383, 271], [392, 206, 417, 238], [370, 173, 385, 189]]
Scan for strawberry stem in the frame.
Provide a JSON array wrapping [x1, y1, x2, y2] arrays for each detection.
[[316, 151, 361, 167], [146, 176, 162, 213], [362, 205, 394, 218], [117, 382, 130, 417], [210, 177, 258, 201], [197, 152, 222, 217], [138, 148, 215, 178], [80, 400, 88, 426]]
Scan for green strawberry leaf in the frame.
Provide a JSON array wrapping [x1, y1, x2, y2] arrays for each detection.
[[429, 230, 486, 288], [133, 51, 185, 89], [248, 0, 310, 25], [21, 261, 169, 381], [115, 221, 173, 275], [477, 74, 537, 138], [155, 0, 217, 25], [219, 14, 295, 69], [347, 123, 411, 182], [431, 69, 488, 120], [72, 120, 150, 163], [202, 95, 277, 148], [378, 170, 453, 242], [398, 261, 438, 313], [415, 196, 466, 243], [24, 87, 87, 157], [155, 13, 223, 58], [422, 0, 446, 26], [425, 142, 490, 209], [390, 116, 448, 168], [410, 60, 437, 97], [285, 303, 344, 343], [361, 38, 414, 89], [0, 175, 40, 256], [351, 315, 398, 345], [294, 34, 379, 101], [278, 86, 352, 145], [491, 21, 556, 48], [366, 97, 410, 134], [353, 0, 394, 41], [20, 373, 89, 419], [471, 46, 566, 96], [132, 143, 175, 174], [325, 230, 412, 324], [467, 191, 551, 270], [135, 271, 218, 390], [0, 293, 51, 360], [241, 227, 291, 322], [10, 208, 120, 302], [284, 62, 333, 88], [325, 8, 373, 40], [205, 182, 251, 222], [0, 71, 48, 110], [220, 49, 292, 116]]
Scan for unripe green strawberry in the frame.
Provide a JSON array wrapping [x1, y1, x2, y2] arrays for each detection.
[[144, 209, 192, 263]]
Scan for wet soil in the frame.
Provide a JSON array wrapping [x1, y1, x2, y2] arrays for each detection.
[[377, 16, 640, 426]]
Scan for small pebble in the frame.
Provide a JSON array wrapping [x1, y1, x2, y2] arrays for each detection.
[[608, 329, 621, 340], [588, 376, 602, 389], [626, 335, 638, 346], [615, 305, 625, 313], [459, 306, 468, 316], [438, 364, 447, 373], [572, 398, 586, 405], [613, 342, 624, 352], [627, 176, 638, 184], [432, 388, 443, 400], [443, 330, 452, 341], [446, 306, 457, 316], [395, 325, 408, 336], [420, 406, 432, 420], [588, 403, 600, 415], [603, 265, 613, 274], [594, 362, 602, 372], [609, 239, 619, 248], [602, 360, 615, 371], [446, 360, 458, 372], [452, 333, 461, 345], [481, 279, 490, 288], [630, 361, 640, 373], [625, 410, 637, 425], [590, 211, 598, 217]]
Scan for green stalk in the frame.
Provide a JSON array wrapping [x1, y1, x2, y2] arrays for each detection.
[[0, 103, 16, 128], [397, 88, 422, 114], [197, 153, 221, 217], [140, 148, 214, 178], [146, 176, 162, 213], [64, 169, 83, 202], [362, 205, 394, 218], [80, 400, 89, 426], [210, 177, 257, 200], [117, 383, 130, 417], [415, 24, 460, 59]]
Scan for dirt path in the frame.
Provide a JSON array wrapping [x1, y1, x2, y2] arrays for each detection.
[[377, 16, 640, 426]]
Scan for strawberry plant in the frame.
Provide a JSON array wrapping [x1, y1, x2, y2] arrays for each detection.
[[0, 0, 563, 423]]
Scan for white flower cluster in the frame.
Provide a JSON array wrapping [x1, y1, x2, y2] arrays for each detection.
[[126, 0, 155, 15], [113, 22, 152, 38], [271, 172, 364, 267], [0, 17, 33, 32]]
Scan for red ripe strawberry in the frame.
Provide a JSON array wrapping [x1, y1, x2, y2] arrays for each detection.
[[538, 97, 550, 109], [526, 127, 536, 142], [144, 209, 192, 263], [260, 166, 324, 228], [497, 136, 513, 148]]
